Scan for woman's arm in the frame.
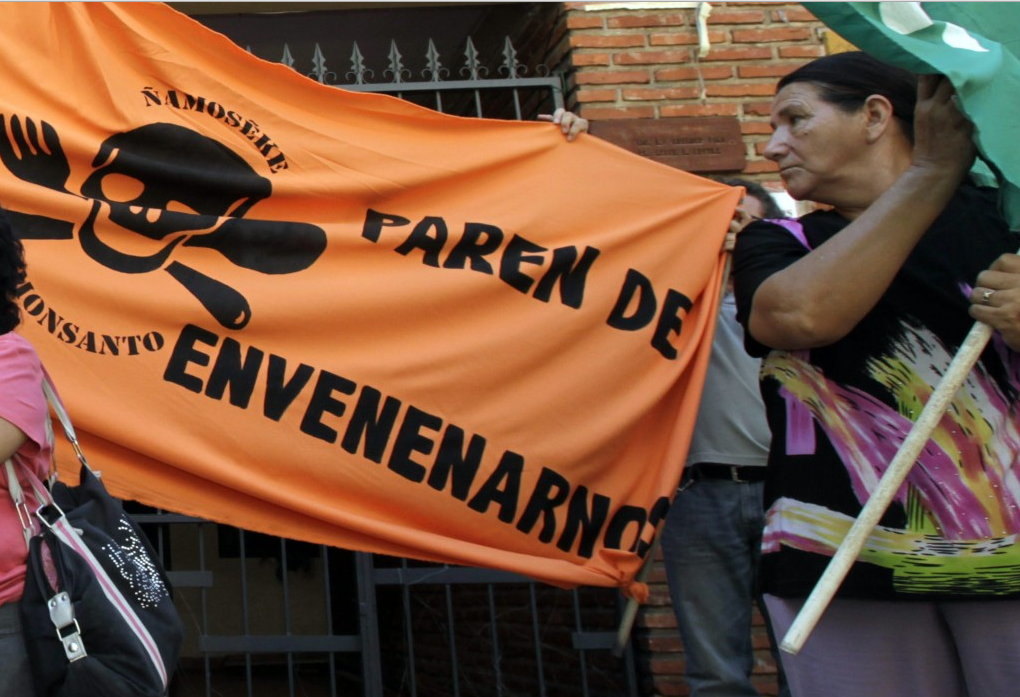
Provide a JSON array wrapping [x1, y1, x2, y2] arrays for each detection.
[[748, 75, 976, 350], [0, 416, 27, 462]]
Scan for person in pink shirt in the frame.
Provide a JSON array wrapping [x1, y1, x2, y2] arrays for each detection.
[[0, 205, 50, 697]]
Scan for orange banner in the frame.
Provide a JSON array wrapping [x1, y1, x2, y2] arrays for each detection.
[[1, 3, 738, 594]]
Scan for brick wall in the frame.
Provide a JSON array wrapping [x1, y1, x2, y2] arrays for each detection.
[[563, 1, 829, 194], [376, 582, 627, 697], [558, 3, 832, 695]]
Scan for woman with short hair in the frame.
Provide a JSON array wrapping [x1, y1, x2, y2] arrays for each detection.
[[733, 51, 1020, 697]]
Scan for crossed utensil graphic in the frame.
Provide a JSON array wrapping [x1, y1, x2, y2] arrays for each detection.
[[0, 115, 327, 329]]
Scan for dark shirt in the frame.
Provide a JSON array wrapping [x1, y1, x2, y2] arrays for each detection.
[[732, 185, 1020, 600]]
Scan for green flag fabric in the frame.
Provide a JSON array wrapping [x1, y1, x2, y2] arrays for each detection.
[[805, 2, 1020, 231]]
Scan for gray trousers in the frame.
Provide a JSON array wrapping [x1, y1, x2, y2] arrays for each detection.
[[0, 602, 34, 697], [766, 594, 1020, 697]]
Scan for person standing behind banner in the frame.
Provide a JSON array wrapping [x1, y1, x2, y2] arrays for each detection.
[[544, 108, 790, 696], [660, 179, 791, 697], [0, 205, 48, 697], [732, 51, 1020, 697]]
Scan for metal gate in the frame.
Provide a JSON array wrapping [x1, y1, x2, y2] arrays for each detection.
[[142, 24, 639, 697]]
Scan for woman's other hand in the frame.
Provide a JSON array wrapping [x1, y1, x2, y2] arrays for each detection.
[[912, 74, 976, 185], [971, 253, 1020, 351]]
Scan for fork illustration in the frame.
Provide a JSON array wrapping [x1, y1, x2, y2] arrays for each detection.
[[0, 114, 72, 194]]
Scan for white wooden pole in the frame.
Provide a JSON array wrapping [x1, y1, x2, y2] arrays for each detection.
[[780, 320, 994, 654], [613, 534, 661, 657]]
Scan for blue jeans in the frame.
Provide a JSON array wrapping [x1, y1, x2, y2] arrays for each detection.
[[661, 477, 790, 697]]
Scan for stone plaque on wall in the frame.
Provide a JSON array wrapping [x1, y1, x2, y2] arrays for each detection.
[[588, 117, 746, 173]]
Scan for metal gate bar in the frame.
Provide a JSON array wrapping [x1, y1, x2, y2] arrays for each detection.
[[369, 558, 638, 697]]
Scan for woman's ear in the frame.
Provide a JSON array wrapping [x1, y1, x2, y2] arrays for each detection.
[[862, 94, 896, 144]]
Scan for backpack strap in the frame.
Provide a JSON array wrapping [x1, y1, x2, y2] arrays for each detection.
[[4, 459, 35, 549], [41, 372, 93, 474]]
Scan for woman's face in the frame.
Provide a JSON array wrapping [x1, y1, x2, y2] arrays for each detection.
[[764, 81, 867, 204]]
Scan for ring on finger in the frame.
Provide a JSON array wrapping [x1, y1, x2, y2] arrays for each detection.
[[982, 288, 996, 305]]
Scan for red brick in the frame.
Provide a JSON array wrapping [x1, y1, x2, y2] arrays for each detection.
[[738, 63, 799, 78], [661, 103, 739, 117], [571, 52, 611, 67], [650, 30, 726, 46], [644, 587, 675, 605], [773, 6, 818, 23], [615, 49, 692, 65], [565, 14, 604, 30], [743, 159, 780, 173], [639, 634, 683, 652], [623, 86, 701, 101], [570, 33, 647, 49], [647, 568, 669, 583], [741, 121, 774, 135], [648, 656, 686, 675], [752, 673, 783, 691], [577, 88, 618, 103], [649, 677, 689, 697], [708, 9, 767, 24], [637, 607, 679, 628], [743, 101, 774, 116], [724, 0, 794, 6], [655, 65, 733, 82], [705, 83, 777, 97], [733, 27, 813, 43], [575, 69, 651, 85], [701, 46, 773, 62], [608, 13, 687, 29], [779, 45, 826, 58], [579, 106, 656, 120]]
